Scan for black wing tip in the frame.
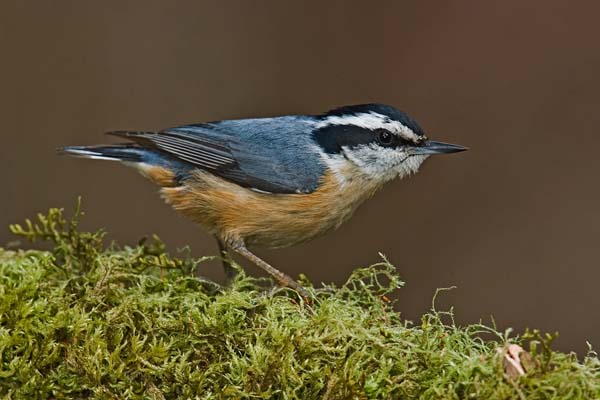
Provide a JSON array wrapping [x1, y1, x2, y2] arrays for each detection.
[[106, 130, 156, 138]]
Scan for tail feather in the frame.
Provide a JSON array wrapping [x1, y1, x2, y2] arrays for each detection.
[[59, 144, 182, 187], [58, 145, 143, 162]]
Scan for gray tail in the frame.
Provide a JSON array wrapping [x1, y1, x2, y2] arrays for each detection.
[[58, 145, 143, 162]]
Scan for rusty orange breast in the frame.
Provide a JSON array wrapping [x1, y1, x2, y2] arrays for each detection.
[[160, 166, 382, 248]]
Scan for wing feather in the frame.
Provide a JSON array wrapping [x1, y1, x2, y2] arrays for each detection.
[[106, 117, 324, 194], [108, 129, 236, 171]]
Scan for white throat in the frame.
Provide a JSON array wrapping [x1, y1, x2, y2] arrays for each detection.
[[321, 147, 429, 188]]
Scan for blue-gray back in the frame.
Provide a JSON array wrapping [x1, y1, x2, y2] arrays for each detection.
[[114, 116, 326, 194]]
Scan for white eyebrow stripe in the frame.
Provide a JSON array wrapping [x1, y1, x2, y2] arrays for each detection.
[[315, 112, 420, 142]]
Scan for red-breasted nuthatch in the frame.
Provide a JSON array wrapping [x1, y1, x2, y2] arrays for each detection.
[[60, 104, 467, 295]]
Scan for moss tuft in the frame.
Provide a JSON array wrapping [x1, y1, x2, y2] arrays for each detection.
[[1, 203, 599, 399]]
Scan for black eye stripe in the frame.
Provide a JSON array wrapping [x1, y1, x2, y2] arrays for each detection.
[[313, 125, 411, 154], [313, 125, 371, 154]]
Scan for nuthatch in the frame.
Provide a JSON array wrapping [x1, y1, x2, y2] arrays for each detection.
[[60, 104, 466, 294]]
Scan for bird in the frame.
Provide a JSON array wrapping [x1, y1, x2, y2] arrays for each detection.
[[59, 103, 467, 295]]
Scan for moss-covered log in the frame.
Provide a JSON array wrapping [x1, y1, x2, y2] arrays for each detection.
[[0, 204, 598, 399]]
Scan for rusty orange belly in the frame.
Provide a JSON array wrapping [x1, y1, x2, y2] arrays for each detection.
[[159, 169, 382, 248]]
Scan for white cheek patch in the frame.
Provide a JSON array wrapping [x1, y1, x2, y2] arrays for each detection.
[[309, 142, 352, 187], [316, 142, 428, 188], [343, 144, 429, 181], [397, 154, 429, 178], [315, 112, 420, 142], [322, 153, 352, 187]]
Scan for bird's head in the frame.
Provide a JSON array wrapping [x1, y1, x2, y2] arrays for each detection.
[[313, 103, 466, 184]]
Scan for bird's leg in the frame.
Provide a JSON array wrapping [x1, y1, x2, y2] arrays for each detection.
[[226, 238, 308, 297], [215, 236, 238, 283]]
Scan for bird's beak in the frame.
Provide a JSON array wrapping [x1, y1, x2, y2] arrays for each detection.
[[408, 140, 468, 155]]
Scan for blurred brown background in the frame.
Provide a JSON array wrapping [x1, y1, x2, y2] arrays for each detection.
[[1, 1, 599, 354]]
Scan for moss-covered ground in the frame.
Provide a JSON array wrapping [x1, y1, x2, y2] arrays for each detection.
[[0, 204, 598, 399]]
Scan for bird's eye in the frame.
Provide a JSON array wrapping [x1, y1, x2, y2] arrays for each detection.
[[376, 130, 394, 146]]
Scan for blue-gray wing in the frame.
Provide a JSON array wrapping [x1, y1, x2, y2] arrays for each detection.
[[108, 116, 325, 194]]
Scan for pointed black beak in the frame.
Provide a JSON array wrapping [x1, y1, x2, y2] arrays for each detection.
[[409, 140, 468, 155]]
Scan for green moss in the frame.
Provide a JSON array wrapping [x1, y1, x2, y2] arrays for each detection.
[[0, 203, 599, 399]]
